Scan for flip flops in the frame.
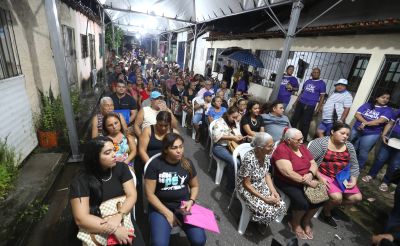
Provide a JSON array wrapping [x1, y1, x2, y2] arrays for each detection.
[[288, 222, 308, 240]]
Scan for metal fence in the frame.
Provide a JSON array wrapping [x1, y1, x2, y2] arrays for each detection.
[[256, 50, 371, 96], [0, 8, 22, 80]]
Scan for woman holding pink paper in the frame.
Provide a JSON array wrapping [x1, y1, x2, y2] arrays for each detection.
[[145, 133, 206, 246]]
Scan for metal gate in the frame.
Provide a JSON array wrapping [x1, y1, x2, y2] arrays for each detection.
[[89, 34, 96, 71], [61, 25, 77, 85]]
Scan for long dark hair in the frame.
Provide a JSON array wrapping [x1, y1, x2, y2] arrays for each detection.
[[369, 90, 391, 110], [156, 111, 172, 130], [102, 112, 125, 135], [330, 121, 351, 134], [245, 100, 260, 117], [83, 136, 113, 216], [161, 133, 193, 179], [222, 106, 239, 128]]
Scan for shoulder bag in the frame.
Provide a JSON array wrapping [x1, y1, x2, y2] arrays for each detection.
[[77, 196, 134, 246], [304, 182, 329, 204]]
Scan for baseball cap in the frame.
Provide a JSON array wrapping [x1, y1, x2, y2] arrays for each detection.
[[150, 91, 164, 99], [334, 78, 348, 86], [204, 91, 213, 98]]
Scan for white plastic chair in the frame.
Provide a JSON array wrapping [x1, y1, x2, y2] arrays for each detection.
[[208, 120, 228, 185], [227, 143, 253, 235], [130, 169, 137, 220], [306, 140, 323, 219], [181, 110, 187, 127], [143, 153, 162, 214]]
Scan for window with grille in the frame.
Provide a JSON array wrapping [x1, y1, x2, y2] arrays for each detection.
[[81, 34, 88, 58], [0, 8, 22, 80], [99, 33, 103, 58], [347, 55, 370, 94], [370, 55, 400, 108]]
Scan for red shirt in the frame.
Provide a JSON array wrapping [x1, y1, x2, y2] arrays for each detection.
[[272, 142, 313, 186], [140, 89, 150, 101], [319, 149, 350, 178]]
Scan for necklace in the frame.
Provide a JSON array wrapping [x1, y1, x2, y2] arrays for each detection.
[[101, 169, 113, 182], [251, 118, 258, 126]]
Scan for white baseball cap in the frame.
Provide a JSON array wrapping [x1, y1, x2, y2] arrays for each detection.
[[334, 78, 348, 86]]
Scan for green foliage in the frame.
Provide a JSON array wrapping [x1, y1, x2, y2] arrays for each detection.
[[37, 87, 81, 132], [105, 24, 124, 51], [17, 200, 48, 224], [0, 139, 20, 200]]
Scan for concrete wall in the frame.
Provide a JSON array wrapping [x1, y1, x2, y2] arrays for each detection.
[[192, 33, 400, 124], [191, 32, 210, 74]]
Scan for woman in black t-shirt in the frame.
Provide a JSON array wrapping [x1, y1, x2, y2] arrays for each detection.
[[144, 133, 206, 246], [70, 136, 144, 245], [240, 100, 264, 137]]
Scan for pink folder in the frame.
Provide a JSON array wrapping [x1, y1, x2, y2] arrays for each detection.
[[183, 203, 220, 234]]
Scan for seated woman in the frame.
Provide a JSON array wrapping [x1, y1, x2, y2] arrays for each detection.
[[192, 92, 213, 143], [182, 81, 197, 128], [308, 122, 362, 228], [70, 136, 144, 246], [240, 101, 264, 137], [237, 132, 286, 233], [139, 111, 176, 164], [170, 76, 185, 116], [236, 98, 247, 122], [212, 106, 244, 191], [91, 97, 127, 138], [103, 112, 137, 169], [144, 133, 206, 246], [363, 110, 400, 192], [261, 101, 291, 142], [272, 128, 323, 240], [208, 96, 227, 123]]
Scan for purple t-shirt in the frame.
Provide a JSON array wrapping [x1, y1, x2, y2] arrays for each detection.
[[391, 109, 400, 135], [354, 103, 393, 135], [278, 76, 299, 104], [299, 79, 326, 106], [237, 79, 248, 93]]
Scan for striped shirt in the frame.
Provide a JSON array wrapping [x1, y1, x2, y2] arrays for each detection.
[[322, 90, 353, 123]]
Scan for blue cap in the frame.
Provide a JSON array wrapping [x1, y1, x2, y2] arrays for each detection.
[[204, 91, 213, 98], [150, 91, 164, 99]]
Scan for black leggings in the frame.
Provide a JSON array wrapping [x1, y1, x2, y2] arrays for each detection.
[[275, 178, 322, 211], [290, 102, 316, 141]]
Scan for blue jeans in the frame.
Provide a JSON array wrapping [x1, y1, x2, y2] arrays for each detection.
[[350, 127, 380, 169], [148, 206, 206, 246], [212, 144, 237, 190], [368, 142, 400, 184]]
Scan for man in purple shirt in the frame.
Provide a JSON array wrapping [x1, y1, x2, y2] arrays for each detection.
[[277, 65, 299, 109], [290, 67, 326, 141]]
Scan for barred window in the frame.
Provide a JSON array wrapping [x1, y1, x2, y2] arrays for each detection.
[[81, 34, 88, 58], [0, 8, 22, 80]]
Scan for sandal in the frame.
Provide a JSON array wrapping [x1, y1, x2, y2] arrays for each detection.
[[379, 183, 389, 192], [288, 222, 308, 240], [303, 226, 314, 240], [362, 175, 373, 183]]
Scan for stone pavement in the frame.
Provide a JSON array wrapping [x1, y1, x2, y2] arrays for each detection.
[[21, 127, 375, 246]]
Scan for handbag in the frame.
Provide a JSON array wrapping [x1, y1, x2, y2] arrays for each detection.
[[387, 118, 400, 150], [304, 181, 329, 204], [77, 196, 134, 246], [228, 140, 239, 153]]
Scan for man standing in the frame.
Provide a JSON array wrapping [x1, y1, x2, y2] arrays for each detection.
[[316, 79, 353, 137], [111, 80, 138, 124], [277, 65, 299, 109], [290, 67, 326, 141], [222, 60, 234, 89]]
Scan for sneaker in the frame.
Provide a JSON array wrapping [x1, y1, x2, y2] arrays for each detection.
[[319, 213, 337, 228]]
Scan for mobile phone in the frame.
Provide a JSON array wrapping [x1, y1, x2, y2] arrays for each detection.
[[343, 179, 349, 187], [107, 229, 135, 245]]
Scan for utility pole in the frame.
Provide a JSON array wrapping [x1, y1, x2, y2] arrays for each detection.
[[45, 0, 82, 162], [268, 0, 303, 102]]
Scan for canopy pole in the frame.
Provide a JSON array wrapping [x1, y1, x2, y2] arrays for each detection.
[[168, 32, 172, 62], [190, 24, 198, 72], [44, 0, 82, 162], [101, 7, 106, 86], [268, 0, 303, 102]]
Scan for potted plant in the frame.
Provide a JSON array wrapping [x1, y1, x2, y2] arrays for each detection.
[[36, 89, 58, 148]]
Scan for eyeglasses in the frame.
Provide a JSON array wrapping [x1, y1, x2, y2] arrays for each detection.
[[290, 137, 304, 143]]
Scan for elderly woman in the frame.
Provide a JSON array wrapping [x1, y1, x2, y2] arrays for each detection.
[[272, 128, 323, 240], [308, 122, 362, 229], [236, 132, 286, 233], [212, 106, 245, 191], [91, 97, 127, 138]]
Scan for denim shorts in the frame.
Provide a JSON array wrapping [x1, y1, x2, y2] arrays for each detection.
[[318, 121, 333, 135], [192, 113, 203, 125]]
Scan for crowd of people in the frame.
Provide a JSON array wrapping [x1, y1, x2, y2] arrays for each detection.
[[69, 47, 400, 245]]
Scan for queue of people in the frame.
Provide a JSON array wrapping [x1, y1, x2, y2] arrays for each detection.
[[69, 47, 400, 245]]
